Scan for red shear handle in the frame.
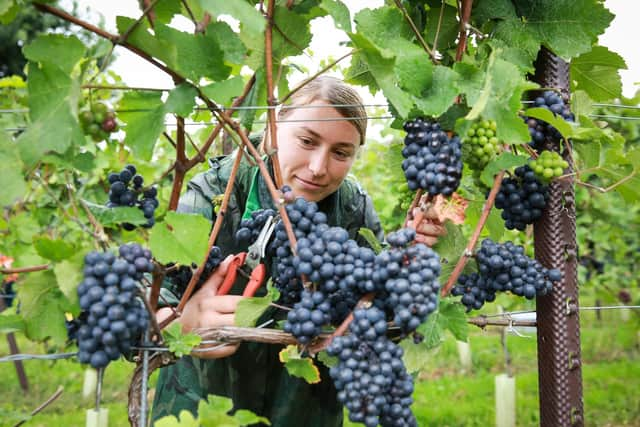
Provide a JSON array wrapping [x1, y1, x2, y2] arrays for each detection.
[[217, 253, 246, 296], [242, 264, 267, 297]]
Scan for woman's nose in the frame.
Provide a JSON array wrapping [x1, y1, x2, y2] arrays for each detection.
[[308, 150, 328, 177]]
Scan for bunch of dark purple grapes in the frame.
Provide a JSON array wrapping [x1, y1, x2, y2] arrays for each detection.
[[164, 246, 224, 296], [327, 307, 418, 427], [106, 164, 158, 230], [451, 239, 561, 311], [524, 90, 574, 151], [375, 228, 441, 335], [69, 243, 153, 368], [494, 165, 549, 231], [236, 208, 277, 246], [401, 118, 462, 196]]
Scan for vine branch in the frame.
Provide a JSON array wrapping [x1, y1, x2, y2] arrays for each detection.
[[0, 264, 50, 274], [455, 0, 474, 61], [265, 0, 284, 188], [441, 171, 505, 296]]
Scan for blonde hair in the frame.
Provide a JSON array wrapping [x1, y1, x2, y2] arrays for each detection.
[[277, 76, 367, 145]]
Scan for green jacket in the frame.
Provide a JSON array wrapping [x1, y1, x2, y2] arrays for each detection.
[[151, 148, 383, 426]]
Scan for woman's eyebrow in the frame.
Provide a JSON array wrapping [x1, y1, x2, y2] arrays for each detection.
[[300, 126, 357, 147]]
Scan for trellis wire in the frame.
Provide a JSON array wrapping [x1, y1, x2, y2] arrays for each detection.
[[2, 304, 637, 364], [2, 101, 639, 116]]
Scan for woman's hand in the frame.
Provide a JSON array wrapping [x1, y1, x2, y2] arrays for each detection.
[[407, 205, 447, 247], [157, 255, 244, 359]]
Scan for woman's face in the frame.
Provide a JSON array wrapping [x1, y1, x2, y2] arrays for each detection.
[[276, 101, 361, 202]]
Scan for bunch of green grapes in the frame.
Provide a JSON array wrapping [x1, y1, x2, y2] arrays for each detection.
[[529, 150, 569, 183], [462, 120, 502, 172], [79, 102, 118, 142], [396, 181, 415, 211]]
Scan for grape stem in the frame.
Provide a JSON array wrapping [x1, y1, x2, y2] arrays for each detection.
[[265, 0, 284, 189], [441, 171, 505, 297], [0, 264, 50, 274], [455, 0, 474, 62], [403, 189, 424, 228], [307, 292, 375, 355]]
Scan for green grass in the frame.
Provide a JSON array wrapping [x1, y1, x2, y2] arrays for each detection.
[[1, 312, 638, 427]]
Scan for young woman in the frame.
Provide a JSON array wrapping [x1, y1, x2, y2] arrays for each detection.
[[152, 76, 446, 426]]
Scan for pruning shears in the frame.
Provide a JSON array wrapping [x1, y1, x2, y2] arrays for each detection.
[[218, 216, 276, 297]]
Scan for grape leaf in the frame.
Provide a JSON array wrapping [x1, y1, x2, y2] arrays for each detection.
[[165, 83, 197, 117], [570, 45, 626, 102], [480, 152, 529, 188], [437, 299, 469, 342], [462, 51, 537, 143], [349, 33, 413, 118], [33, 237, 75, 262], [353, 6, 412, 59], [17, 62, 85, 166], [492, 0, 614, 61], [17, 270, 72, 344], [149, 212, 211, 265], [424, 3, 459, 50], [116, 17, 172, 64], [201, 76, 245, 108], [316, 350, 338, 368], [198, 394, 271, 427], [0, 312, 25, 334], [84, 201, 148, 228], [320, 0, 351, 32], [417, 309, 444, 350], [413, 65, 459, 118], [278, 345, 321, 384], [153, 410, 200, 427], [0, 133, 26, 207], [234, 284, 279, 327], [147, 0, 182, 24], [154, 23, 230, 82], [357, 227, 382, 254], [118, 91, 166, 161], [433, 221, 465, 279], [197, 0, 266, 42], [162, 323, 202, 357], [22, 34, 86, 74], [524, 107, 574, 140], [400, 339, 431, 374], [53, 256, 83, 311], [205, 21, 247, 66]]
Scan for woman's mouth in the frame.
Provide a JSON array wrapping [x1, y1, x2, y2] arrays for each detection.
[[294, 176, 326, 190]]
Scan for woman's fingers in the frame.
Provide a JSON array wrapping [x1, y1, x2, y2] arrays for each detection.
[[198, 296, 243, 315], [415, 233, 438, 247], [197, 254, 236, 296], [418, 221, 447, 237]]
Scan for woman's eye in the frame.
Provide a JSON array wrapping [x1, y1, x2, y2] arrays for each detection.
[[299, 137, 314, 146], [334, 150, 351, 159]]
